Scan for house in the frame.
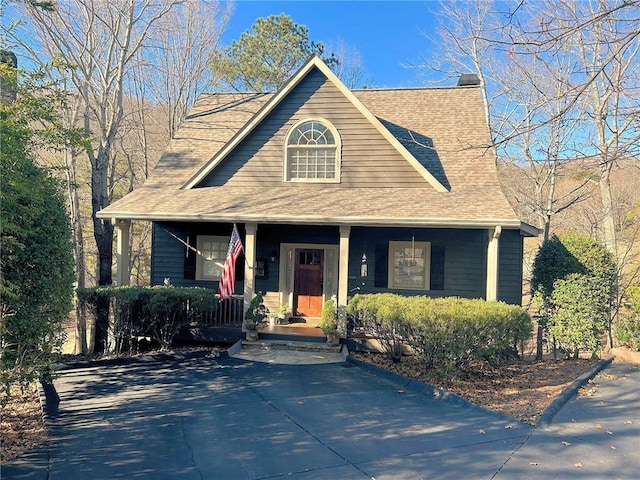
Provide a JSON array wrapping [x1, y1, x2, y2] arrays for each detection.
[[98, 56, 537, 333]]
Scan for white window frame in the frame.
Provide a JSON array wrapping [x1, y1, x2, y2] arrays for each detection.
[[196, 235, 229, 281], [388, 241, 431, 290], [284, 118, 341, 183]]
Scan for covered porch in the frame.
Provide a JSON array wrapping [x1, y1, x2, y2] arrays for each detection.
[[112, 219, 516, 343]]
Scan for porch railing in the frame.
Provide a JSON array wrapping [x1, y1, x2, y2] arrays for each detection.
[[189, 294, 244, 328]]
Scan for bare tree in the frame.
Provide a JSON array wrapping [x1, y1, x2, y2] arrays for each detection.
[[327, 38, 372, 89], [4, 0, 230, 352], [137, 0, 231, 139], [428, 0, 640, 256]]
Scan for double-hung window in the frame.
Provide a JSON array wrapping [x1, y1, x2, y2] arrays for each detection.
[[285, 119, 340, 182], [388, 241, 431, 290], [196, 235, 228, 280]]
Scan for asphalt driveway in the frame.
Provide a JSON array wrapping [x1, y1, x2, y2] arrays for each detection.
[[3, 354, 638, 479]]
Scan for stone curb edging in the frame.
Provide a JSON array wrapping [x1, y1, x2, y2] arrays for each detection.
[[536, 356, 614, 430]]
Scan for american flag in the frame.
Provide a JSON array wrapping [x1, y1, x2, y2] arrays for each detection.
[[218, 224, 243, 300]]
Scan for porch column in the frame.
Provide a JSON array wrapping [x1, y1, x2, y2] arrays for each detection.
[[486, 226, 501, 301], [243, 223, 258, 313], [338, 225, 351, 307], [115, 219, 131, 286]]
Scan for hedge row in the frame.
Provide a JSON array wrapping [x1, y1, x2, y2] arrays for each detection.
[[347, 293, 532, 373], [77, 286, 219, 353]]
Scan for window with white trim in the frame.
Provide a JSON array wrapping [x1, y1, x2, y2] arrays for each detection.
[[388, 241, 431, 290], [285, 120, 340, 182], [196, 235, 228, 280]]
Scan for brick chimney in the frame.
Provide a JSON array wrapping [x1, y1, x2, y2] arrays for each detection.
[[457, 73, 481, 87]]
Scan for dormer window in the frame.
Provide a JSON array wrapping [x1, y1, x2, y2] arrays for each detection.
[[285, 119, 340, 182]]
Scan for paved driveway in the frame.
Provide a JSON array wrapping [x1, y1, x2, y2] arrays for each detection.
[[3, 355, 638, 479]]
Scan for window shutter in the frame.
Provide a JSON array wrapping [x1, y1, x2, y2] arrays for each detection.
[[235, 250, 245, 281], [375, 243, 388, 288], [430, 245, 445, 290], [183, 230, 196, 280]]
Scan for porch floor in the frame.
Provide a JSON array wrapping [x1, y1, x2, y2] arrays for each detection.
[[261, 323, 325, 339]]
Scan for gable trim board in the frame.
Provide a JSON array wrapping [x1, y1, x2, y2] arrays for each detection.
[[182, 56, 448, 193]]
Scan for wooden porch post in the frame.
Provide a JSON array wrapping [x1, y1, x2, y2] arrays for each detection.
[[115, 219, 131, 286], [243, 223, 258, 315], [338, 226, 351, 307], [486, 226, 501, 301]]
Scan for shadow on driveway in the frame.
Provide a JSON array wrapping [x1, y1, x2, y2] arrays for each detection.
[[7, 356, 637, 479]]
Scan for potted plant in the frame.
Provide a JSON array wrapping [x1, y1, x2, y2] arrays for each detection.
[[320, 298, 340, 345], [244, 293, 268, 341], [277, 302, 292, 324]]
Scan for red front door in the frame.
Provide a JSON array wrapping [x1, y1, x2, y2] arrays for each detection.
[[294, 249, 324, 317]]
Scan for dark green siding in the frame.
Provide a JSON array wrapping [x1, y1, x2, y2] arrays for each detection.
[[151, 222, 524, 306], [498, 229, 524, 305], [349, 227, 486, 300], [151, 222, 244, 290]]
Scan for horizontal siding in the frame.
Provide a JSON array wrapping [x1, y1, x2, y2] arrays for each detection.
[[498, 229, 524, 305], [201, 67, 428, 188], [151, 223, 523, 306], [151, 222, 242, 292], [348, 227, 486, 300]]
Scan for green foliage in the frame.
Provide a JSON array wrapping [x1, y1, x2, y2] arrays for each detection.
[[348, 293, 408, 362], [320, 297, 339, 334], [243, 293, 268, 331], [616, 286, 640, 351], [210, 13, 338, 91], [549, 274, 609, 357], [531, 235, 583, 298], [348, 294, 532, 373], [77, 286, 219, 352], [560, 232, 617, 303], [1, 64, 76, 391], [531, 233, 618, 357]]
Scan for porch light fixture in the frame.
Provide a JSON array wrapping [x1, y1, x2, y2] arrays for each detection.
[[361, 252, 368, 277], [270, 250, 278, 263]]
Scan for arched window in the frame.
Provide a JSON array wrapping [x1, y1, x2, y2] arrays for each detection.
[[285, 119, 340, 182]]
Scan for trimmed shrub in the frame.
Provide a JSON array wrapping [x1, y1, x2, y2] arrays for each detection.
[[348, 293, 409, 362], [78, 286, 218, 352], [405, 297, 530, 372], [550, 274, 609, 358], [531, 233, 617, 359], [348, 294, 532, 373], [617, 286, 640, 351]]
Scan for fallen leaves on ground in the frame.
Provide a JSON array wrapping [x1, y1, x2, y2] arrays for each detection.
[[1, 384, 47, 465], [351, 352, 598, 425]]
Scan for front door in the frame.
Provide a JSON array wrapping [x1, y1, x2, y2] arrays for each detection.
[[294, 249, 324, 317]]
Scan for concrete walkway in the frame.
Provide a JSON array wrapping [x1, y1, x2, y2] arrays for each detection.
[[494, 361, 640, 479], [3, 354, 638, 480]]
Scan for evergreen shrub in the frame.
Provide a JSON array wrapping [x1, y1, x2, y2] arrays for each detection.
[[348, 294, 531, 373], [78, 286, 218, 352]]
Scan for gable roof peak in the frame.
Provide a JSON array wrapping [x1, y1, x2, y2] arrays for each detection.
[[182, 55, 449, 192]]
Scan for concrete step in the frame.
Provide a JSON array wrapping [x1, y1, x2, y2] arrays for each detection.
[[241, 339, 342, 353], [231, 339, 347, 365]]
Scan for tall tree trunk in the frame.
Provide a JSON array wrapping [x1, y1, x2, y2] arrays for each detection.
[[599, 166, 618, 258], [65, 147, 89, 354], [91, 145, 114, 353]]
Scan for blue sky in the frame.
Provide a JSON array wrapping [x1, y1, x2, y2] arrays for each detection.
[[223, 1, 441, 88]]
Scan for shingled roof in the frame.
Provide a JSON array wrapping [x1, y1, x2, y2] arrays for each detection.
[[98, 57, 534, 234]]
